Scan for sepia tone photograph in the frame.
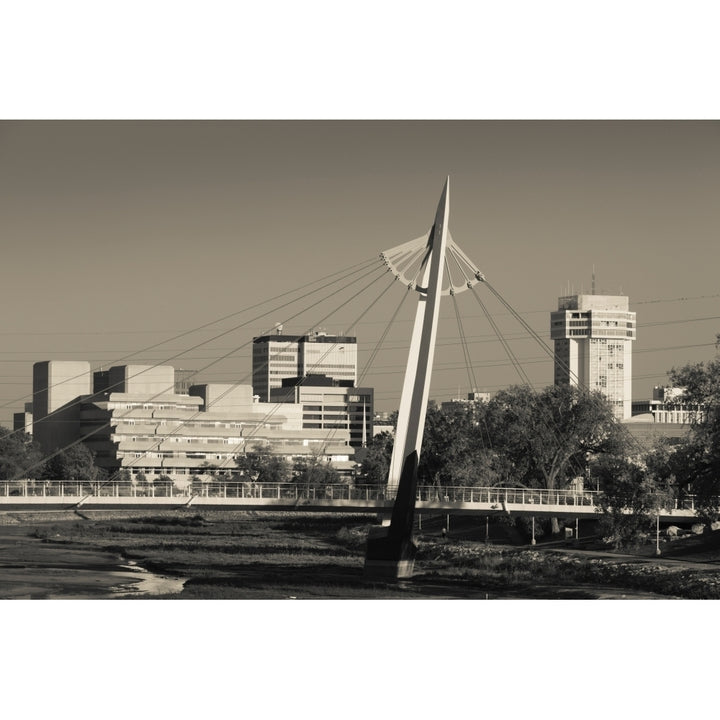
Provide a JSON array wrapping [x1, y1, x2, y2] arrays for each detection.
[[2, 119, 720, 602], [2, 4, 719, 718]]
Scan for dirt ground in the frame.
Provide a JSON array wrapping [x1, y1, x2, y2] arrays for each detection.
[[0, 519, 185, 599], [3, 510, 720, 599]]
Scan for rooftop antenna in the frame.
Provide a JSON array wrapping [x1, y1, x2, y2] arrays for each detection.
[[592, 265, 596, 295]]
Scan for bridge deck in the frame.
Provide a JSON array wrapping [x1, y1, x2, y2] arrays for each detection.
[[0, 481, 699, 522]]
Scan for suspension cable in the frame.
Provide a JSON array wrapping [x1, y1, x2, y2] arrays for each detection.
[[469, 286, 532, 387], [0, 256, 381, 417], [358, 287, 412, 386], [10, 261, 390, 483], [4, 259, 385, 449], [450, 287, 478, 394]]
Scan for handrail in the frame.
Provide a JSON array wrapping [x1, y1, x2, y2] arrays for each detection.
[[0, 479, 701, 512]]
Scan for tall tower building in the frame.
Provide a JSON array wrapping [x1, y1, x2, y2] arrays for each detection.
[[550, 294, 636, 420], [252, 330, 357, 402]]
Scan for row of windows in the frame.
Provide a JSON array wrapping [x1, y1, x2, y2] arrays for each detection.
[[114, 403, 198, 411], [122, 436, 244, 444], [116, 421, 245, 431]]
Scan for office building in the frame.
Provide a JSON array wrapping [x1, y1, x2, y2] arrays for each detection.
[[252, 329, 357, 401], [631, 386, 703, 425], [270, 374, 373, 448], [550, 294, 636, 420], [27, 360, 354, 482]]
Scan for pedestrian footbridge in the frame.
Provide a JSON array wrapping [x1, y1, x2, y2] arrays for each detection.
[[0, 480, 699, 522]]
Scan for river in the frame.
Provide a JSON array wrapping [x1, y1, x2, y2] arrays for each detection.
[[0, 525, 185, 599]]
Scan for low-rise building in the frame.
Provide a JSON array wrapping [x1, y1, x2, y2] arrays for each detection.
[[269, 374, 373, 448], [13, 403, 33, 436], [28, 360, 356, 483], [631, 386, 703, 425], [441, 391, 492, 413]]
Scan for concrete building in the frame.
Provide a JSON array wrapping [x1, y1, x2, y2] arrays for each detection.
[[13, 403, 33, 435], [441, 391, 492, 413], [631, 386, 703, 425], [621, 417, 692, 451], [28, 360, 355, 483], [252, 330, 357, 401], [270, 374, 373, 448], [551, 294, 636, 420], [32, 360, 92, 452]]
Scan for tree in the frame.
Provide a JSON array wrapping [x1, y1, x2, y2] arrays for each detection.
[[294, 452, 340, 488], [481, 384, 627, 533], [0, 428, 44, 481], [358, 431, 394, 485], [592, 455, 673, 548], [484, 384, 625, 490], [154, 473, 174, 496], [41, 443, 99, 484], [235, 443, 292, 483], [663, 347, 720, 519], [199, 461, 221, 479], [189, 473, 205, 494], [419, 402, 487, 486]]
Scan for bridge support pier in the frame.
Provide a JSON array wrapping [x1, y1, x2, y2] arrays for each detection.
[[364, 453, 418, 579]]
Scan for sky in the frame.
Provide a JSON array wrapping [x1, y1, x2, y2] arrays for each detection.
[[1, 119, 719, 427]]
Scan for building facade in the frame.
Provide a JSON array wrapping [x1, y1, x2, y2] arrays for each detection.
[[551, 294, 636, 420], [28, 361, 355, 483], [32, 360, 92, 452], [13, 403, 33, 436], [631, 386, 703, 425], [441, 391, 492, 413], [252, 330, 357, 402], [270, 375, 373, 448]]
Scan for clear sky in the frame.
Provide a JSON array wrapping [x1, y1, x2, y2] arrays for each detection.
[[1, 120, 719, 427]]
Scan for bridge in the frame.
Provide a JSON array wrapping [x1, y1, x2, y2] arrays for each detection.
[[0, 480, 699, 522]]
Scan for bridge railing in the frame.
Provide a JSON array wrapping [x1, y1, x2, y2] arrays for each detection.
[[0, 480, 394, 501], [415, 486, 599, 506], [0, 479, 701, 511]]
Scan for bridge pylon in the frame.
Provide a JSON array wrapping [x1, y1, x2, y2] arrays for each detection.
[[364, 177, 483, 579]]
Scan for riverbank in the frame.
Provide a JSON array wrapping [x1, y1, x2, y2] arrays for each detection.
[[3, 510, 720, 599], [0, 512, 186, 599]]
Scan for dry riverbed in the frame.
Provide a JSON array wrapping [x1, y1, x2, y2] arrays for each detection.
[[2, 510, 720, 599]]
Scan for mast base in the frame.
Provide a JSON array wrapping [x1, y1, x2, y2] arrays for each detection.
[[363, 525, 417, 579]]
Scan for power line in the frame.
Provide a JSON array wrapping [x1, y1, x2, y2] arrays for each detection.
[[8, 262, 391, 483], [0, 256, 380, 414]]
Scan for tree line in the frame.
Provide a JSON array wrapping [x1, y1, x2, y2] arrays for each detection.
[[359, 339, 720, 545]]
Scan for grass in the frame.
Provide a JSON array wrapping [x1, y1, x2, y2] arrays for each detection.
[[19, 510, 720, 599]]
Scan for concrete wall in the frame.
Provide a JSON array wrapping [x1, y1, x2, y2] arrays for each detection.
[[108, 365, 175, 396], [32, 361, 91, 452], [189, 383, 255, 413]]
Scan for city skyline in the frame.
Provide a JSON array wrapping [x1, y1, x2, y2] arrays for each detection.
[[2, 120, 719, 428]]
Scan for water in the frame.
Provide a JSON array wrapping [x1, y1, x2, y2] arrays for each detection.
[[0, 525, 186, 599]]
